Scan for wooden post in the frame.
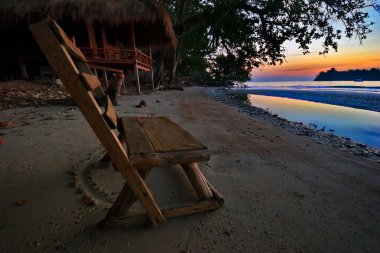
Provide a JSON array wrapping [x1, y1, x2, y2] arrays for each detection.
[[131, 23, 140, 94], [102, 69, 108, 87], [134, 64, 140, 94], [149, 41, 154, 91], [87, 22, 98, 58], [181, 163, 213, 199], [100, 24, 108, 52], [87, 22, 97, 48], [19, 62, 29, 79], [131, 23, 136, 51], [151, 68, 154, 91], [122, 72, 126, 89]]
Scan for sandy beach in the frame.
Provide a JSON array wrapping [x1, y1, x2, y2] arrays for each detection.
[[1, 86, 380, 252]]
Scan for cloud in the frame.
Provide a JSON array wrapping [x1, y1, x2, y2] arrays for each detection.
[[251, 75, 314, 82], [368, 58, 380, 63], [283, 67, 315, 72]]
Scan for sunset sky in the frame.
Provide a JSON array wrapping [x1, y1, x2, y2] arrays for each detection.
[[251, 8, 380, 82]]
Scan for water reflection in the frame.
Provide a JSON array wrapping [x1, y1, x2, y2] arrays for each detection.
[[248, 94, 380, 149]]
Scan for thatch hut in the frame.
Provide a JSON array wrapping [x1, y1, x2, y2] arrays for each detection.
[[0, 0, 176, 92]]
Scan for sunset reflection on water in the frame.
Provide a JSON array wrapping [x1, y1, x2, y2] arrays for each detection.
[[248, 94, 380, 149]]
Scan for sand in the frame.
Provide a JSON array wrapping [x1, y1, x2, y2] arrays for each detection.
[[0, 87, 379, 252]]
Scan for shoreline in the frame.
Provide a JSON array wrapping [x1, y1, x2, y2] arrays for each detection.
[[206, 88, 380, 163], [231, 88, 380, 112]]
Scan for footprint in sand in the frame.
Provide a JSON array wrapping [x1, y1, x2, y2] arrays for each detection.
[[67, 148, 124, 207]]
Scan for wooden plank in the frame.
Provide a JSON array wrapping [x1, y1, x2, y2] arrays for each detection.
[[120, 117, 155, 154], [134, 63, 141, 94], [76, 61, 93, 75], [50, 20, 87, 62], [137, 117, 206, 153], [163, 200, 220, 219], [181, 163, 213, 200], [107, 200, 220, 226], [29, 20, 165, 226], [88, 63, 123, 73], [137, 64, 152, 72], [103, 97, 118, 129], [80, 72, 101, 90], [130, 149, 210, 168]]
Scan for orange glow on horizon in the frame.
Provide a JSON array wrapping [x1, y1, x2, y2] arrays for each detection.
[[253, 49, 380, 79], [251, 10, 380, 81]]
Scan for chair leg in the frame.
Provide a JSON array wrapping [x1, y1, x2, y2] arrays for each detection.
[[99, 133, 126, 169], [181, 163, 213, 200], [98, 164, 224, 229], [202, 174, 224, 205], [98, 167, 152, 229]]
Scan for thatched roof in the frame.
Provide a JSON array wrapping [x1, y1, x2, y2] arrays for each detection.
[[0, 0, 176, 46]]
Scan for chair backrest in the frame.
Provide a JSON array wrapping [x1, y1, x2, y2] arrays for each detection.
[[29, 19, 127, 162], [52, 20, 119, 128]]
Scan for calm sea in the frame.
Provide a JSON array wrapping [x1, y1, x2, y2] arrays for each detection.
[[242, 80, 380, 93], [234, 81, 380, 149]]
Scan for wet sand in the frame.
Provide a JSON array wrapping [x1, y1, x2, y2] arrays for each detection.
[[0, 87, 379, 252]]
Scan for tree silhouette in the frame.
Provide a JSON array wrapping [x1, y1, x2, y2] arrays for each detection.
[[160, 0, 380, 84], [315, 68, 380, 81]]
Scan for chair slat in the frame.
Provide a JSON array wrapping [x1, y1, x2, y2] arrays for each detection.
[[50, 20, 87, 62], [80, 72, 101, 90], [129, 149, 210, 168], [103, 97, 118, 129], [137, 117, 206, 152], [120, 117, 155, 154]]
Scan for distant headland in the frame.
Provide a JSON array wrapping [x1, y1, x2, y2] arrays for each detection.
[[314, 68, 380, 81]]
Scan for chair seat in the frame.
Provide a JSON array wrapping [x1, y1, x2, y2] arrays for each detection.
[[121, 117, 210, 167]]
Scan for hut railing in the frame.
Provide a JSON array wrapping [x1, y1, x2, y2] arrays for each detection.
[[79, 47, 153, 70]]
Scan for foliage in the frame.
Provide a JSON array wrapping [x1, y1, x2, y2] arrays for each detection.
[[315, 68, 380, 81], [159, 0, 380, 84], [228, 93, 250, 103]]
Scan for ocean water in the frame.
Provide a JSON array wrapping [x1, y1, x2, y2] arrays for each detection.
[[243, 80, 380, 93], [232, 81, 380, 149], [248, 95, 380, 149]]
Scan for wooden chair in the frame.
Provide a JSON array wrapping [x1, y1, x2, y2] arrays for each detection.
[[29, 19, 223, 228]]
